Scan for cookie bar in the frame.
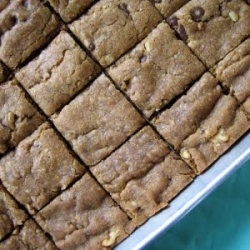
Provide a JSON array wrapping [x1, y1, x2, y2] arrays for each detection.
[[153, 73, 250, 173], [211, 38, 250, 116], [152, 0, 190, 18], [0, 219, 58, 250], [0, 79, 45, 155], [47, 0, 95, 23], [0, 184, 27, 241], [168, 0, 250, 68], [108, 22, 205, 118], [0, 0, 60, 69], [69, 0, 162, 67], [35, 173, 135, 250], [0, 122, 85, 214], [52, 74, 145, 166], [92, 126, 194, 225], [16, 31, 100, 116]]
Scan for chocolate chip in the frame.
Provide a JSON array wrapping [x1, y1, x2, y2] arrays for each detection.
[[154, 0, 162, 3], [137, 207, 144, 213], [178, 24, 188, 41], [244, 0, 250, 4], [118, 3, 130, 15], [167, 15, 179, 29], [89, 43, 95, 51], [190, 7, 205, 22], [9, 16, 18, 27], [0, 64, 8, 83], [139, 55, 147, 63]]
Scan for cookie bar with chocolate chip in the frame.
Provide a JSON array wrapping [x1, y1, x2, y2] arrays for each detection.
[[69, 0, 162, 67], [0, 122, 85, 214], [92, 126, 194, 225], [153, 72, 250, 173], [35, 173, 135, 250], [168, 0, 250, 68], [52, 74, 145, 166], [16, 31, 100, 116], [108, 22, 205, 118]]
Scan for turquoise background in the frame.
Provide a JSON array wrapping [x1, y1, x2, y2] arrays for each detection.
[[145, 159, 250, 250]]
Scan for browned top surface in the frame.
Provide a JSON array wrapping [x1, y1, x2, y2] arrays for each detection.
[[0, 0, 249, 249]]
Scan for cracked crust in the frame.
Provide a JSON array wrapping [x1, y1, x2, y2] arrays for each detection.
[[35, 173, 135, 250], [52, 74, 145, 166], [169, 0, 250, 68], [0, 219, 58, 250], [69, 0, 162, 67], [211, 38, 250, 116], [16, 31, 100, 116], [0, 79, 45, 155], [0, 184, 27, 240], [0, 122, 85, 214], [152, 0, 190, 18], [153, 72, 250, 173], [108, 22, 205, 117], [48, 0, 95, 23], [92, 126, 194, 225], [0, 0, 60, 69]]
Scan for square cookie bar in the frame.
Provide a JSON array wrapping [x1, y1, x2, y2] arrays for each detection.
[[0, 0, 60, 69], [108, 22, 205, 118], [35, 173, 135, 250], [0, 79, 45, 155], [47, 0, 95, 23], [52, 74, 145, 166], [0, 184, 27, 241], [152, 0, 190, 18], [168, 0, 250, 68], [153, 72, 250, 173], [0, 122, 85, 214], [69, 0, 162, 67], [16, 31, 100, 116], [92, 126, 194, 225], [211, 38, 250, 116], [0, 219, 58, 250]]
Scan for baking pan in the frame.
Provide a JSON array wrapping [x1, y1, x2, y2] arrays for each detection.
[[115, 132, 250, 250]]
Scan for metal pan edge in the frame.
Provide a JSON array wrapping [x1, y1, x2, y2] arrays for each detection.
[[115, 132, 250, 250]]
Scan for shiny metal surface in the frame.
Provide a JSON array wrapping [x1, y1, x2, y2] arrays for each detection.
[[116, 132, 250, 250]]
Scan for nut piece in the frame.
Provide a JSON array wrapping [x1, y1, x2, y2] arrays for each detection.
[[101, 54, 115, 66], [7, 112, 15, 125], [229, 11, 239, 22], [210, 128, 229, 150], [102, 229, 120, 247], [181, 149, 191, 159], [144, 41, 152, 52]]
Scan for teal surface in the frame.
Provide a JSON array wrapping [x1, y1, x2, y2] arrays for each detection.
[[144, 159, 250, 250]]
